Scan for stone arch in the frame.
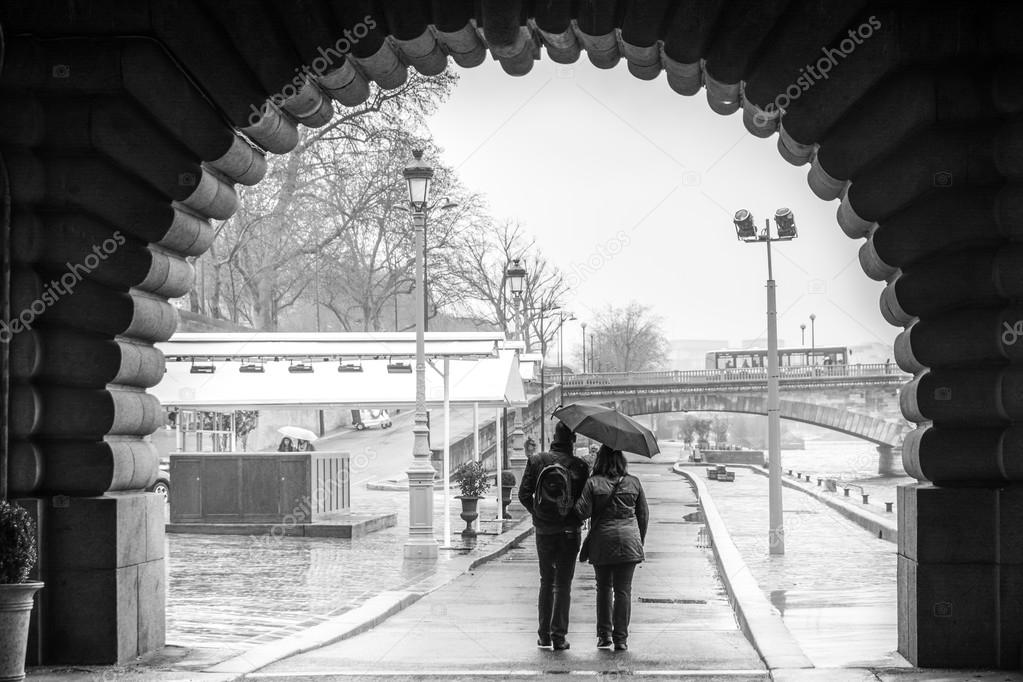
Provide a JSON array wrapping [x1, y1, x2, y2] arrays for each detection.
[[602, 393, 907, 446], [1, 0, 1021, 669]]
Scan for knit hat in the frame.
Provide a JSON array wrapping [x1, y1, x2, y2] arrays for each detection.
[[552, 421, 575, 445]]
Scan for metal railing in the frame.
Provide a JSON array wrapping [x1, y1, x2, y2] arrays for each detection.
[[557, 363, 908, 388]]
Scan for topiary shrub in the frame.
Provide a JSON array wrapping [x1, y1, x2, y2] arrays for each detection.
[[0, 500, 37, 584]]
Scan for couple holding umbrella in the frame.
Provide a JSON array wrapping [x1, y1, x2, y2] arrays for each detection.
[[518, 402, 657, 653]]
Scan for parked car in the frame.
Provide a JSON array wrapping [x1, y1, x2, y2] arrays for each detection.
[[148, 460, 170, 500], [352, 409, 392, 430]]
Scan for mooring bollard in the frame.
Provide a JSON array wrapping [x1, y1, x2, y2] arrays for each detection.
[[844, 488, 850, 496], [862, 493, 869, 504], [817, 478, 823, 486], [885, 502, 894, 513], [787, 469, 792, 476]]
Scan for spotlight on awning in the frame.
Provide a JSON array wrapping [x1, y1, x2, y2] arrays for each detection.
[[190, 359, 215, 374], [239, 361, 265, 373], [288, 361, 314, 374], [338, 362, 364, 373], [387, 361, 413, 374]]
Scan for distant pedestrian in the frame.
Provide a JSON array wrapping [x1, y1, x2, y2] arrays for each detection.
[[574, 445, 649, 651], [278, 437, 295, 452], [518, 421, 590, 650]]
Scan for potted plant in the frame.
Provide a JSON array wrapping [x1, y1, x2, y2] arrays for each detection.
[[500, 470, 517, 519], [0, 499, 44, 682], [454, 461, 491, 536]]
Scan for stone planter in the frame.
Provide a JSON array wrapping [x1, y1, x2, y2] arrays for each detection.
[[0, 582, 44, 682], [458, 495, 482, 537], [501, 485, 514, 519]]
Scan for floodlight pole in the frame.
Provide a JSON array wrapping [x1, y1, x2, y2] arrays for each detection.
[[763, 224, 784, 556]]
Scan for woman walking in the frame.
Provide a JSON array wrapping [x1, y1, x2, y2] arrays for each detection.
[[574, 445, 649, 651]]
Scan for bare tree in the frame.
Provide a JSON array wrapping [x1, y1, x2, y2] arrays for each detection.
[[192, 71, 458, 329], [448, 221, 568, 349], [589, 302, 670, 372]]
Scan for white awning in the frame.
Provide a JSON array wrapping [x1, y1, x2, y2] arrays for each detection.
[[152, 350, 527, 409], [159, 331, 506, 361]]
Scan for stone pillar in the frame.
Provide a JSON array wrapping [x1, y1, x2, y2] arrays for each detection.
[[0, 37, 263, 663], [877, 444, 900, 476], [506, 407, 528, 516]]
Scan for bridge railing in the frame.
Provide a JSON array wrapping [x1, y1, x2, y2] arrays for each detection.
[[559, 362, 908, 387]]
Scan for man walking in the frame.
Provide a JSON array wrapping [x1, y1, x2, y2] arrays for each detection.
[[518, 421, 590, 650]]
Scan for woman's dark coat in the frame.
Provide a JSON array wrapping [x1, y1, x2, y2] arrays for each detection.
[[574, 473, 649, 565]]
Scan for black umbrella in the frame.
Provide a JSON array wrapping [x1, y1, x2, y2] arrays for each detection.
[[552, 402, 660, 457]]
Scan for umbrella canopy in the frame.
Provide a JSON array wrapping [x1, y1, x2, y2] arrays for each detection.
[[278, 426, 319, 442], [552, 402, 660, 457]]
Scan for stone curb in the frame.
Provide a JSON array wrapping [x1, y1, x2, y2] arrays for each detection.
[[205, 517, 534, 678], [672, 464, 814, 671], [724, 463, 897, 543]]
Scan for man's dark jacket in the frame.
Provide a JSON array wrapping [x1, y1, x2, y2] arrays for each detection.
[[518, 442, 590, 534]]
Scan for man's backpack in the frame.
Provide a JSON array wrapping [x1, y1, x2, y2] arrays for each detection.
[[532, 457, 574, 523]]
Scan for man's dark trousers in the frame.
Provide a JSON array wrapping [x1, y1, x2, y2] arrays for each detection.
[[535, 529, 581, 643]]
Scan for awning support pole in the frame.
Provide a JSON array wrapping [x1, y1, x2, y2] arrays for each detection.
[[443, 357, 451, 548]]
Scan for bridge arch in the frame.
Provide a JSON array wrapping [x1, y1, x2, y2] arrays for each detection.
[[599, 393, 908, 447], [1, 0, 1021, 670]]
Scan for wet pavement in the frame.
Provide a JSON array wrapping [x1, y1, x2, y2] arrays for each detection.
[[247, 454, 769, 680], [167, 408, 518, 653], [674, 447, 903, 669]]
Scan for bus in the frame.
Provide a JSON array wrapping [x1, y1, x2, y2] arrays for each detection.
[[705, 346, 850, 370]]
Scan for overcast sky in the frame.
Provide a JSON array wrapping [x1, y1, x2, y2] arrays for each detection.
[[425, 57, 898, 354]]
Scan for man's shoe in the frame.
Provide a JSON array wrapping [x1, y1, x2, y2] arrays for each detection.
[[552, 639, 571, 651], [597, 637, 613, 649], [613, 642, 628, 651], [537, 635, 552, 648]]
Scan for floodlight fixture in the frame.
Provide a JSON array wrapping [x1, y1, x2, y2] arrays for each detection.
[[774, 207, 797, 239], [733, 209, 758, 241]]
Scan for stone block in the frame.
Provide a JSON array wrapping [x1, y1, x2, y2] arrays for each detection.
[[998, 486, 1023, 564], [144, 491, 165, 562], [898, 483, 998, 564], [45, 494, 148, 570], [42, 565, 139, 664], [898, 555, 998, 667], [136, 559, 166, 653]]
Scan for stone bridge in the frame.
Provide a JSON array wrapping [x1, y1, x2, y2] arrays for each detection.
[[561, 366, 912, 474]]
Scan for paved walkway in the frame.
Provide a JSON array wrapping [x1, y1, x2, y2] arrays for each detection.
[[247, 455, 769, 680], [676, 456, 901, 668]]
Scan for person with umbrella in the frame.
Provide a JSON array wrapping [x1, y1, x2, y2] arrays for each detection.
[[517, 421, 590, 651], [552, 402, 656, 652], [574, 444, 649, 651]]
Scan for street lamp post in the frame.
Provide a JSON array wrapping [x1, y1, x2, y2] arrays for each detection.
[[800, 323, 806, 346], [558, 311, 575, 387], [504, 258, 528, 515], [732, 207, 798, 556], [809, 313, 816, 353], [403, 150, 438, 560], [581, 322, 587, 373]]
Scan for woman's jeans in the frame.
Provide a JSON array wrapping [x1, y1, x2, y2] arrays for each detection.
[[593, 562, 638, 643]]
